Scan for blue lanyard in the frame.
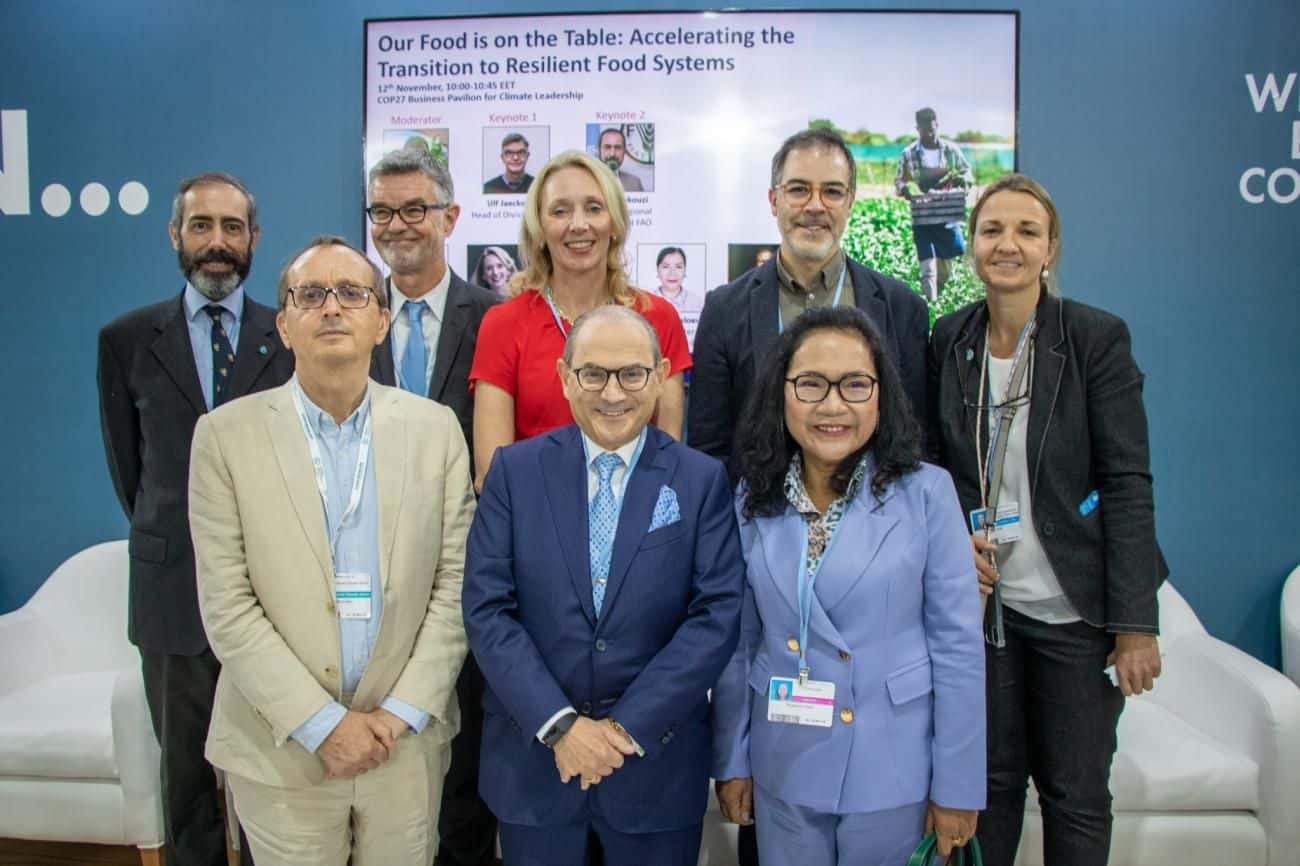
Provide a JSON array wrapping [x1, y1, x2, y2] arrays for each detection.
[[777, 263, 848, 334], [796, 515, 845, 682]]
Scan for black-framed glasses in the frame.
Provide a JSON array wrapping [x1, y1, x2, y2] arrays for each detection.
[[774, 181, 851, 208], [365, 202, 449, 225], [571, 364, 654, 392], [287, 284, 376, 310], [785, 372, 878, 403], [502, 147, 529, 159]]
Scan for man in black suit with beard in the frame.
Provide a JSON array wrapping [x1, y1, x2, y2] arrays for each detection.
[[98, 171, 293, 866], [366, 146, 501, 866]]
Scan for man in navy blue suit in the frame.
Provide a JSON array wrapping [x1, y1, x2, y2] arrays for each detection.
[[464, 305, 744, 866]]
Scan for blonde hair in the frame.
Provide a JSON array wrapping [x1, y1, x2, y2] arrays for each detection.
[[510, 149, 646, 310], [968, 173, 1062, 296]]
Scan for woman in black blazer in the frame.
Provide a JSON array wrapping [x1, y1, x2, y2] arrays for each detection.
[[927, 174, 1165, 866]]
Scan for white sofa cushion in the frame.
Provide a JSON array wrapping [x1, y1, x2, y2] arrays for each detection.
[[1025, 698, 1259, 814], [0, 671, 120, 780]]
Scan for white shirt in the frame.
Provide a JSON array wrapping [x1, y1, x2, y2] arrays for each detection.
[[388, 268, 452, 392], [986, 355, 1081, 624]]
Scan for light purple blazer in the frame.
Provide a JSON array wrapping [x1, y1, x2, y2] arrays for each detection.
[[712, 462, 986, 814]]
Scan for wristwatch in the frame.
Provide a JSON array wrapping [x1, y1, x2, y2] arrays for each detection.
[[541, 710, 579, 749]]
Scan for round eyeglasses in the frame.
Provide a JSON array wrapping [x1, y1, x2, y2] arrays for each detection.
[[785, 372, 878, 403]]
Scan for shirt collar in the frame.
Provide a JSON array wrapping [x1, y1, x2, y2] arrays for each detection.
[[775, 249, 847, 297], [183, 282, 245, 323], [389, 267, 452, 320], [580, 426, 646, 473], [292, 374, 371, 437], [783, 449, 872, 516]]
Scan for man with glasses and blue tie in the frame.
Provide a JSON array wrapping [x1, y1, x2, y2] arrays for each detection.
[[464, 305, 744, 866], [190, 236, 475, 866], [687, 128, 929, 866], [365, 146, 500, 866], [98, 171, 292, 866]]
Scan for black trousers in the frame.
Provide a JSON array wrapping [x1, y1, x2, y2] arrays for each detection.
[[976, 607, 1125, 866], [738, 822, 759, 866], [139, 647, 252, 866], [437, 653, 500, 866]]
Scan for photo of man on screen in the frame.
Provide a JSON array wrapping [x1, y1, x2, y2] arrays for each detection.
[[591, 125, 654, 192], [895, 107, 973, 302], [484, 132, 534, 195]]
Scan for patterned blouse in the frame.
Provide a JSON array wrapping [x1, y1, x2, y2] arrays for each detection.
[[783, 451, 872, 578]]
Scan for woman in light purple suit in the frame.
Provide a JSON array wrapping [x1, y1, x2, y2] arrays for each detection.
[[712, 306, 985, 866]]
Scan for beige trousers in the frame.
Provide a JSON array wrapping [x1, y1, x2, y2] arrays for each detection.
[[230, 733, 452, 866]]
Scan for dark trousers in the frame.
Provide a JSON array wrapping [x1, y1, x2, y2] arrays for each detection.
[[738, 823, 760, 866], [499, 818, 701, 866], [976, 607, 1124, 866], [437, 654, 500, 866], [140, 647, 252, 866]]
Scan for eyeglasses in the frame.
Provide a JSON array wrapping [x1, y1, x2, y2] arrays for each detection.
[[287, 284, 377, 310], [365, 202, 449, 225], [775, 181, 851, 208], [785, 372, 878, 403], [571, 364, 654, 392], [502, 148, 529, 158]]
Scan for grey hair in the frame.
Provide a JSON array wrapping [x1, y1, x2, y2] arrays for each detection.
[[277, 235, 387, 311], [368, 147, 454, 203], [562, 305, 662, 367], [769, 127, 857, 196], [170, 172, 257, 232]]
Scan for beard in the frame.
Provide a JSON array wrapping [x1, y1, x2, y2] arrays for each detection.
[[179, 245, 252, 301]]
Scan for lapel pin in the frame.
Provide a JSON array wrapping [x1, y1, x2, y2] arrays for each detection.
[[259, 345, 269, 355], [965, 348, 974, 362]]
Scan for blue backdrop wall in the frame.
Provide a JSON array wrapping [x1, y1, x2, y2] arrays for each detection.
[[2, 0, 1297, 666]]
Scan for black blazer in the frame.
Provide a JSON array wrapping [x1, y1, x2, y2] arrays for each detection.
[[688, 256, 929, 478], [97, 292, 293, 655], [926, 294, 1166, 634], [369, 271, 498, 453]]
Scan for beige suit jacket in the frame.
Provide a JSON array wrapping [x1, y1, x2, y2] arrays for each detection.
[[189, 380, 473, 788]]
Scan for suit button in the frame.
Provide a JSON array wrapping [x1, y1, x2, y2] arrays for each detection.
[[1042, 520, 1056, 537], [786, 637, 800, 652], [839, 707, 854, 724], [580, 702, 593, 715], [838, 650, 851, 662], [595, 639, 607, 652], [324, 666, 337, 677]]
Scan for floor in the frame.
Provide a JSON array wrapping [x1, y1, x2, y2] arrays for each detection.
[[0, 836, 239, 866]]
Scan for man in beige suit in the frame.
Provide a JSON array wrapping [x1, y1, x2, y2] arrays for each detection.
[[189, 235, 474, 865]]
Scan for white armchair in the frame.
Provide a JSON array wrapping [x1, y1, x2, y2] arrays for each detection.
[[1283, 565, 1300, 687], [1016, 582, 1300, 866], [0, 540, 163, 865]]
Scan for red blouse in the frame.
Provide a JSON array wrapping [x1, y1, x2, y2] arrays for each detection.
[[469, 288, 693, 442]]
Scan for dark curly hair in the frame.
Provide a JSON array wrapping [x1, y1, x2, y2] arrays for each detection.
[[737, 306, 921, 519]]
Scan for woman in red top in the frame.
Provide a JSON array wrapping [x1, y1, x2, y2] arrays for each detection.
[[470, 149, 691, 485]]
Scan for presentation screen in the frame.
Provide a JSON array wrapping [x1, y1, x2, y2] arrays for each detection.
[[364, 11, 1018, 340]]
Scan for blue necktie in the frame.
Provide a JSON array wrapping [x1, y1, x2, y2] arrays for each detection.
[[204, 305, 235, 408], [400, 300, 427, 394], [589, 452, 624, 618]]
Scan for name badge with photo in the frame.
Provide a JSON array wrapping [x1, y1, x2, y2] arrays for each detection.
[[968, 502, 1023, 543], [335, 572, 373, 620], [767, 676, 835, 728]]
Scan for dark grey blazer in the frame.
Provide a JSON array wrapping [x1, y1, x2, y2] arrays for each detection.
[[97, 292, 293, 655], [369, 271, 499, 455], [688, 256, 929, 479], [926, 293, 1166, 633]]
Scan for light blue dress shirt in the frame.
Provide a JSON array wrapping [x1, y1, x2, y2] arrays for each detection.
[[289, 378, 429, 753], [182, 283, 243, 411]]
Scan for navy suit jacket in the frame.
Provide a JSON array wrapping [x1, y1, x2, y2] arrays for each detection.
[[689, 256, 929, 479], [97, 291, 293, 654], [463, 424, 744, 833], [369, 271, 498, 453]]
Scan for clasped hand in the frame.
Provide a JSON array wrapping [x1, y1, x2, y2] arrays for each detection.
[[318, 708, 408, 779], [554, 717, 637, 790]]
